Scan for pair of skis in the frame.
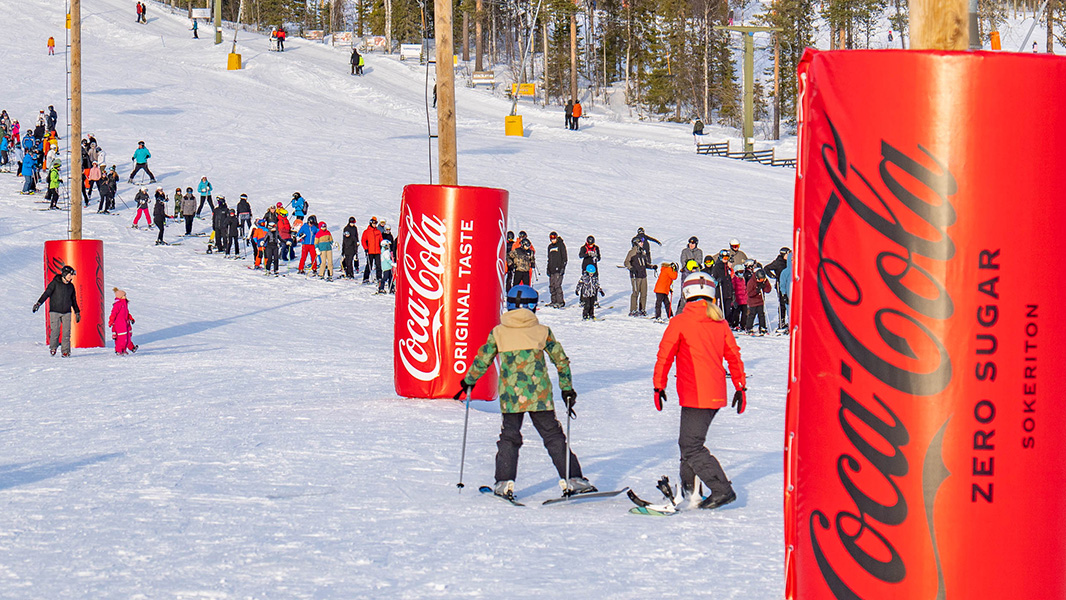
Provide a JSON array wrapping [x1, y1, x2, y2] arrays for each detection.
[[478, 485, 629, 507]]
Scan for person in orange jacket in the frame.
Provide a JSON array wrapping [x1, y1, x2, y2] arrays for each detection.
[[571, 100, 583, 130], [653, 262, 679, 320], [47, 37, 55, 55], [653, 271, 746, 510], [361, 216, 384, 283]]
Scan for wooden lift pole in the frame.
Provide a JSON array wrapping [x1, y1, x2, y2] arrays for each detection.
[[714, 25, 781, 154], [70, 0, 83, 240], [435, 0, 458, 184], [910, 0, 968, 49]]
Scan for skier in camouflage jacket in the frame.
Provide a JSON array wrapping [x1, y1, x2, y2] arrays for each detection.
[[458, 285, 594, 498]]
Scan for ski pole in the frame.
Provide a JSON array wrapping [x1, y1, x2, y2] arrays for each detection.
[[457, 396, 471, 490], [564, 401, 572, 496]]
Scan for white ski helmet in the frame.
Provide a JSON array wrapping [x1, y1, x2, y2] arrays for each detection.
[[729, 238, 740, 247], [681, 272, 717, 301]]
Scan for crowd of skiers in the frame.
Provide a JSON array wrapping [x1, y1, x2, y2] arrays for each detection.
[[505, 227, 791, 332]]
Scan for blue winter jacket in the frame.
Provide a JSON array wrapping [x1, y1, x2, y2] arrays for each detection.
[[289, 197, 306, 215], [22, 137, 34, 151], [0, 137, 8, 151], [22, 156, 36, 176], [198, 180, 212, 196], [133, 147, 151, 163], [297, 223, 318, 246], [779, 253, 792, 297]]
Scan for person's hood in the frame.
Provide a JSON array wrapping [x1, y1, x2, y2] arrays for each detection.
[[500, 308, 539, 328]]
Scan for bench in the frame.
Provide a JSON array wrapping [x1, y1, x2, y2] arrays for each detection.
[[471, 71, 496, 88]]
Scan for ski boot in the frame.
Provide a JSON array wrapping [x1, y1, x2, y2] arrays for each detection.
[[561, 477, 597, 496], [494, 480, 517, 501], [698, 487, 737, 510]]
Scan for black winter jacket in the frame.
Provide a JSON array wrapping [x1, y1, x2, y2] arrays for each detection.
[[764, 255, 787, 280], [236, 199, 251, 216], [342, 224, 360, 255], [546, 238, 567, 274], [225, 214, 240, 237], [153, 199, 167, 223], [579, 243, 600, 270], [37, 274, 80, 314]]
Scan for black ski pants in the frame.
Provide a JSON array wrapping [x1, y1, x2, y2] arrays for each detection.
[[731, 305, 747, 329], [495, 410, 582, 483], [197, 195, 214, 216], [129, 162, 154, 181], [513, 270, 531, 287], [654, 292, 672, 320], [581, 297, 595, 320], [224, 234, 240, 255], [548, 272, 564, 305], [155, 220, 165, 243], [745, 305, 767, 332], [184, 215, 194, 235], [363, 252, 381, 282], [678, 406, 732, 497], [46, 188, 59, 209], [342, 252, 358, 278], [264, 245, 279, 272]]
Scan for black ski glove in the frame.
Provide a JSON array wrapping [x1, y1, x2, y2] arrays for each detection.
[[732, 388, 747, 414], [453, 381, 474, 400], [599, 289, 605, 297], [560, 389, 577, 418], [654, 388, 667, 411], [32, 302, 40, 313], [75, 312, 81, 324]]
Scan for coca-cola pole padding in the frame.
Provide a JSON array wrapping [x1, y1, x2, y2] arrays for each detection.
[[394, 185, 508, 400], [786, 50, 1066, 599], [43, 239, 105, 348]]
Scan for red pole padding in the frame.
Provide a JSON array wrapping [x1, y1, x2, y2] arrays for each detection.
[[394, 185, 508, 400], [43, 239, 105, 348], [786, 49, 1066, 599]]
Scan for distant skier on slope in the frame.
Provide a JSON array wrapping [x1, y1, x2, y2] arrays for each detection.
[[33, 265, 81, 357], [456, 285, 594, 503], [128, 141, 155, 184], [652, 272, 746, 510]]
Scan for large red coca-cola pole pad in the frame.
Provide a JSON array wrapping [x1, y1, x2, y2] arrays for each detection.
[[43, 239, 105, 348], [786, 50, 1066, 599], [394, 185, 508, 400]]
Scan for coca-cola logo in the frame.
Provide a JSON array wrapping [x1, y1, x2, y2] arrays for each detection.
[[809, 117, 956, 598], [495, 208, 507, 302], [397, 206, 447, 381]]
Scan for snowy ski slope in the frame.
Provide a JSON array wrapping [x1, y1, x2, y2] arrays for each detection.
[[0, 0, 794, 597]]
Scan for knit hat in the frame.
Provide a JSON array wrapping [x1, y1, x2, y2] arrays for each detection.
[[113, 287, 126, 299]]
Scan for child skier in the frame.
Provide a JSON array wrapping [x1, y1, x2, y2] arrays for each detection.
[[108, 288, 137, 355], [575, 264, 605, 320], [456, 285, 594, 502], [297, 215, 319, 274], [315, 221, 334, 280], [730, 264, 748, 330], [132, 186, 150, 227], [378, 239, 394, 293], [653, 262, 678, 321], [745, 269, 773, 335], [652, 272, 746, 510]]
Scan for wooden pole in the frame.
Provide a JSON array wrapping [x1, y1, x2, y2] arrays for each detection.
[[436, 0, 458, 185], [570, 12, 578, 101], [475, 0, 483, 69], [70, 0, 83, 240], [773, 33, 780, 140], [909, 0, 968, 49]]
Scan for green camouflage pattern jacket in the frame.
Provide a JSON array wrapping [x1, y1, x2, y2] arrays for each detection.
[[462, 308, 572, 413]]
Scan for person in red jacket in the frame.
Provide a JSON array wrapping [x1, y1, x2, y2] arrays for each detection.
[[653, 272, 746, 510], [361, 216, 383, 283], [744, 268, 773, 335]]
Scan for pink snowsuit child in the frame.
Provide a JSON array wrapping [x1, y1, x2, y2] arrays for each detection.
[[108, 288, 137, 354], [731, 270, 748, 330]]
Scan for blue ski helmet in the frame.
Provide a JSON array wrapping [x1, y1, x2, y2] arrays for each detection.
[[585, 264, 596, 274], [506, 285, 539, 311]]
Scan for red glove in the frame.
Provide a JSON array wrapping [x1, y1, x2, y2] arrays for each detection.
[[654, 388, 666, 411]]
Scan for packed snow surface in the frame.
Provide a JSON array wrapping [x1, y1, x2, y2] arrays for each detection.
[[1, 0, 794, 597]]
